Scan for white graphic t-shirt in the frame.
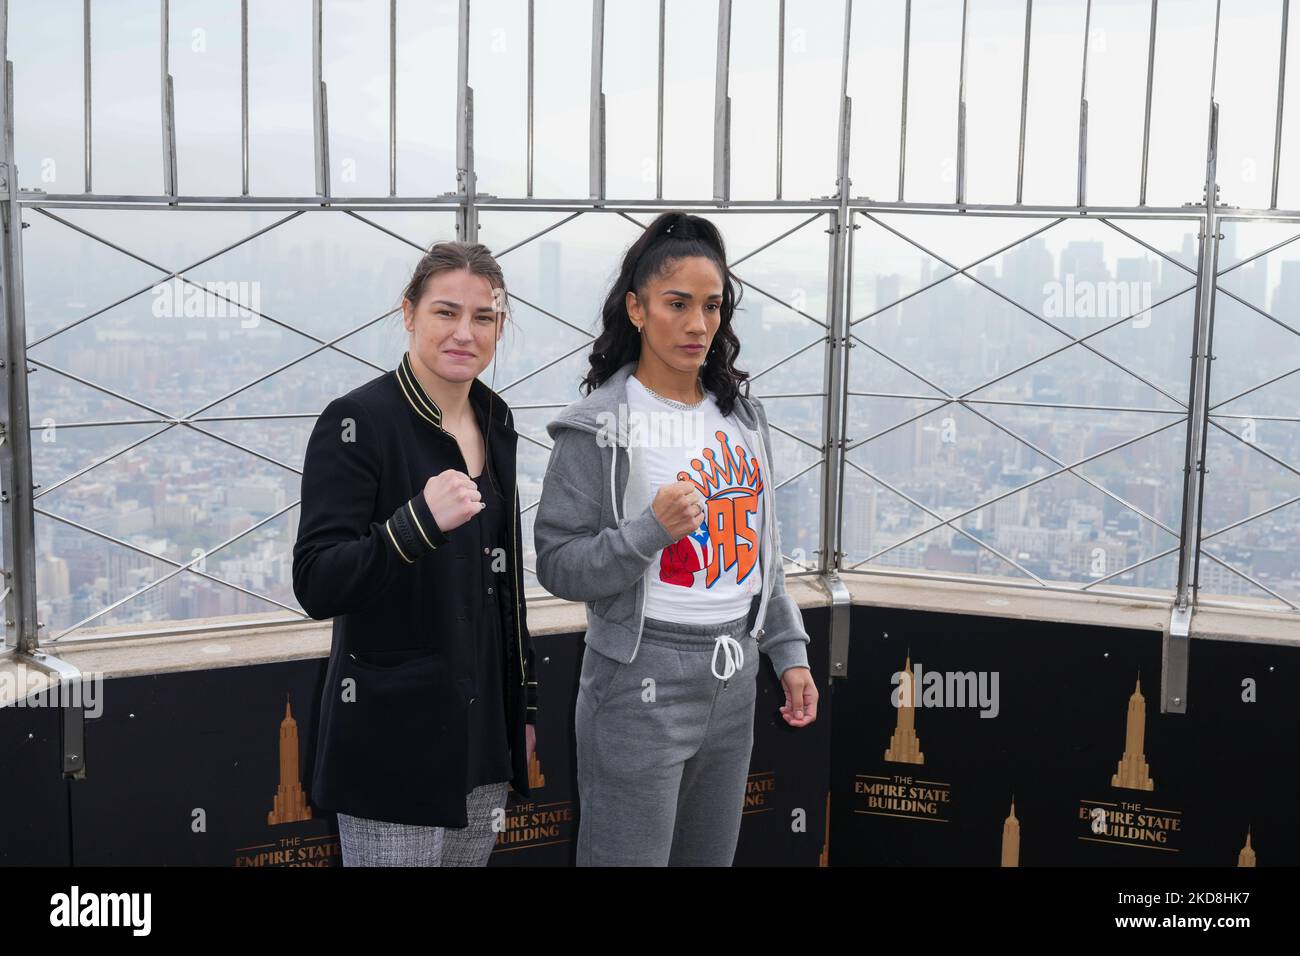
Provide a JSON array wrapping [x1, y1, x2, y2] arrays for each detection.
[[623, 374, 764, 624]]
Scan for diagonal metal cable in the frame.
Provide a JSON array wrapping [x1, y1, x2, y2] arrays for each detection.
[[857, 212, 1193, 408], [493, 339, 596, 396], [841, 457, 1047, 583], [1214, 223, 1300, 278], [30, 209, 393, 379], [1209, 363, 1300, 412], [746, 335, 829, 387], [1098, 219, 1200, 277], [344, 208, 604, 342], [850, 215, 1068, 324], [849, 391, 1185, 416], [846, 328, 1183, 537], [37, 506, 308, 635], [618, 210, 830, 329], [842, 327, 1187, 571], [32, 209, 291, 343], [1204, 282, 1300, 413], [846, 281, 1195, 452], [46, 500, 305, 641], [1202, 491, 1300, 543], [1212, 283, 1300, 342], [1079, 544, 1180, 590], [1206, 415, 1300, 482], [502, 290, 600, 340], [1199, 548, 1299, 610], [31, 305, 399, 499], [765, 419, 825, 453], [845, 417, 1186, 570]]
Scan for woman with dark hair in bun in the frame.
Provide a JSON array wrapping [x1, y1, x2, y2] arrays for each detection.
[[294, 241, 538, 866], [534, 211, 818, 866]]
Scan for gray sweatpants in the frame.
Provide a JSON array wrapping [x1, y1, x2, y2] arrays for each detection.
[[574, 608, 758, 866]]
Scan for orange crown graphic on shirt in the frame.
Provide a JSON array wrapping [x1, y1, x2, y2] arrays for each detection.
[[661, 429, 763, 589]]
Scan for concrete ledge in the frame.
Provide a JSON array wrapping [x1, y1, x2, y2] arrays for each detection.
[[3, 572, 1295, 707]]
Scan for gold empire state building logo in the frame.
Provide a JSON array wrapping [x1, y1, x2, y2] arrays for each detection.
[[1001, 797, 1020, 867], [268, 695, 312, 825], [884, 654, 924, 764], [1111, 673, 1155, 791], [1238, 828, 1256, 867], [528, 750, 546, 790]]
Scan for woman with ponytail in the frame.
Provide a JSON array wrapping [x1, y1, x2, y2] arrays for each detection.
[[534, 211, 818, 866]]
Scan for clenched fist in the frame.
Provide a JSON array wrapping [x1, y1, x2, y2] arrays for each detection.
[[651, 479, 707, 540], [421, 469, 484, 534]]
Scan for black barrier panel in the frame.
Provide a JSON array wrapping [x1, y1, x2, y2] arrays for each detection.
[[66, 661, 338, 866], [830, 604, 1299, 866], [7, 602, 1293, 866], [31, 606, 828, 866], [1, 696, 71, 865]]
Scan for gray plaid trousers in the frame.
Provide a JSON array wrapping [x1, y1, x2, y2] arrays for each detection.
[[335, 781, 509, 867]]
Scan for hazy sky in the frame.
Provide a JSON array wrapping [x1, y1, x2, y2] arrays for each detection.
[[8, 0, 1297, 209]]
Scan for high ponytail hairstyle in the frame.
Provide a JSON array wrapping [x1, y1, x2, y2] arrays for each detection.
[[581, 211, 749, 417]]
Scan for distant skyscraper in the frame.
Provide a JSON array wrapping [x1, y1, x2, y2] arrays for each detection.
[[1060, 239, 1108, 286]]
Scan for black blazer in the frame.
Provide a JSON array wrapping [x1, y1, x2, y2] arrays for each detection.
[[292, 351, 538, 827]]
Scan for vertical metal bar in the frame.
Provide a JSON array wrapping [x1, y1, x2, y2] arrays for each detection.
[[1186, 0, 1223, 609], [1175, 0, 1223, 619], [1077, 0, 1093, 208], [1168, 103, 1219, 715], [713, 0, 732, 202], [83, 0, 92, 193], [161, 0, 177, 198], [1139, 0, 1157, 206], [389, 0, 396, 197], [455, 0, 475, 239], [655, 0, 665, 199], [0, 44, 89, 775], [1272, 0, 1289, 210], [527, 0, 535, 198], [776, 0, 785, 200], [656, 0, 665, 199], [589, 0, 605, 200], [821, 157, 852, 554], [1016, 0, 1032, 204], [241, 0, 249, 196], [820, 0, 853, 588], [898, 0, 911, 202], [0, 26, 39, 657], [312, 0, 328, 197], [956, 0, 969, 205]]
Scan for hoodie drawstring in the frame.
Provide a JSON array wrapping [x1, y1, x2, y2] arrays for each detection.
[[711, 634, 744, 682], [609, 433, 621, 524]]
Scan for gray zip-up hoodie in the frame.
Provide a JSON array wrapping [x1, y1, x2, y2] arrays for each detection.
[[533, 360, 810, 677]]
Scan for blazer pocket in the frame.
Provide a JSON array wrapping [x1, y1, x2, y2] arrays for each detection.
[[332, 649, 465, 789], [348, 646, 437, 671]]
